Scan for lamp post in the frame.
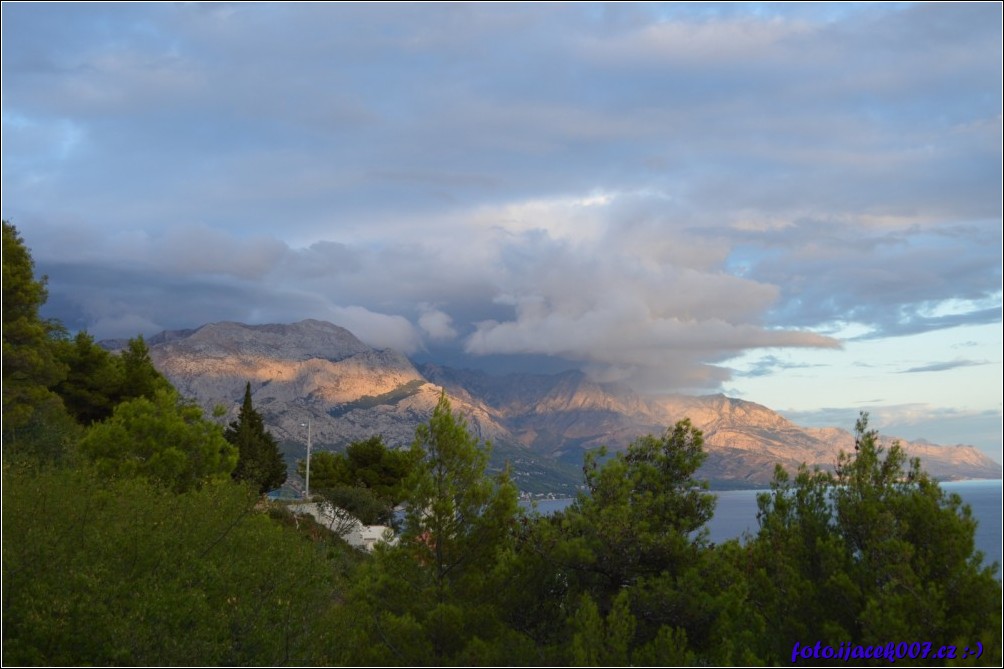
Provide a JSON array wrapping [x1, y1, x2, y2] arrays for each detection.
[[300, 419, 312, 499]]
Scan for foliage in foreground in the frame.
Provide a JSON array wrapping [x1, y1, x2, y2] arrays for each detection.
[[4, 407, 1000, 666], [2, 464, 340, 666], [745, 414, 1003, 664]]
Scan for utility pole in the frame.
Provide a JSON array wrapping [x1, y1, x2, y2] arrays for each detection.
[[301, 419, 312, 499]]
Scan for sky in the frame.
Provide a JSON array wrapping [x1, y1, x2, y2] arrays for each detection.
[[2, 3, 1001, 460]]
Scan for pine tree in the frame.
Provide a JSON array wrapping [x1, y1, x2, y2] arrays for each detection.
[[79, 389, 237, 493], [334, 391, 522, 664], [50, 331, 174, 427], [2, 221, 77, 460], [402, 390, 519, 607], [119, 335, 171, 401], [747, 412, 1003, 663], [2, 221, 67, 433], [225, 382, 287, 494]]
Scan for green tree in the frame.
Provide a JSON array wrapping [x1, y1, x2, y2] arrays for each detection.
[[503, 419, 754, 665], [298, 435, 417, 524], [555, 420, 715, 607], [402, 391, 519, 608], [79, 389, 237, 492], [569, 591, 637, 666], [52, 331, 125, 424], [298, 450, 347, 493], [834, 415, 1001, 655], [746, 413, 1002, 664], [51, 330, 177, 426], [744, 462, 851, 660], [226, 382, 287, 494], [335, 391, 524, 665], [119, 335, 171, 400], [1, 221, 70, 451], [340, 435, 416, 504]]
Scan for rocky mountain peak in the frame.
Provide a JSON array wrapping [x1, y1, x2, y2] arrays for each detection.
[[654, 394, 794, 432], [168, 319, 371, 363]]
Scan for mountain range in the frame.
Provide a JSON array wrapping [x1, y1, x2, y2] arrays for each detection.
[[123, 319, 1000, 494]]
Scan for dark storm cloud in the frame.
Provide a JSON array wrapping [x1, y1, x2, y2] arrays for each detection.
[[4, 2, 1000, 392]]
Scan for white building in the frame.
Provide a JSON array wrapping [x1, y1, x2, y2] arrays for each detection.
[[287, 501, 397, 552]]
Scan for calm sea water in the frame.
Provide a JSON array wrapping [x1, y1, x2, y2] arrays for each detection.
[[524, 479, 1003, 570]]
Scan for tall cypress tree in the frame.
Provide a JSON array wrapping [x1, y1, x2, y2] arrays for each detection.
[[225, 382, 287, 494]]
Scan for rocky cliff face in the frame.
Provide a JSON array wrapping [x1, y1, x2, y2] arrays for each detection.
[[141, 320, 1002, 490], [149, 320, 510, 450]]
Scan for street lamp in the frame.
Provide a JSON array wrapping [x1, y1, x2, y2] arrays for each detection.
[[300, 419, 311, 499]]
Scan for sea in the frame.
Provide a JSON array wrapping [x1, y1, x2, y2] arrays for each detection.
[[524, 479, 1003, 571]]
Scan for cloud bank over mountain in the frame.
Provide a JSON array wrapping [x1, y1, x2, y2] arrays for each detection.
[[3, 4, 1000, 409]]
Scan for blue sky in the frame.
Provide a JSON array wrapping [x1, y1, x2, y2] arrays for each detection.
[[2, 3, 1001, 459]]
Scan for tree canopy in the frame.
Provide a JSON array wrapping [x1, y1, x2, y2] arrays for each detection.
[[503, 419, 753, 664], [52, 332, 172, 425], [79, 389, 237, 493], [561, 418, 716, 601], [299, 434, 417, 524], [1, 221, 69, 446], [745, 412, 1002, 664]]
